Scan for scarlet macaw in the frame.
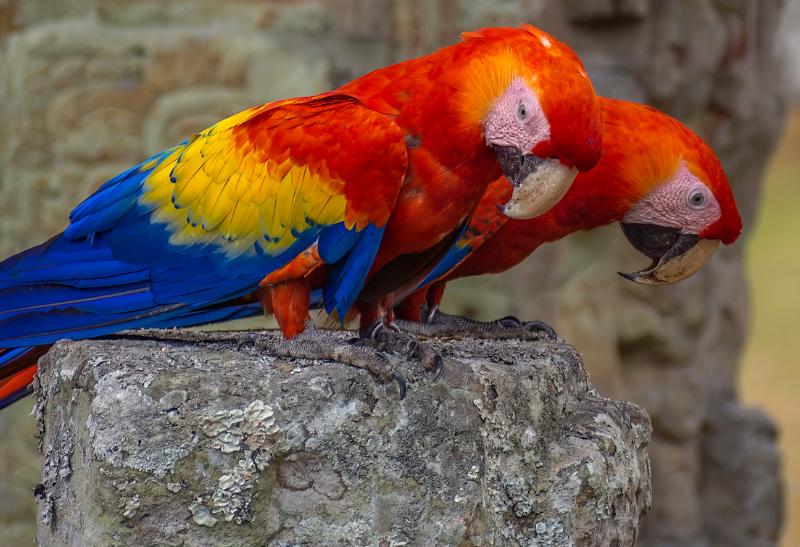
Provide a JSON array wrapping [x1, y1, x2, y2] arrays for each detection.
[[0, 26, 603, 407], [137, 97, 744, 345], [185, 98, 743, 336], [393, 97, 742, 335]]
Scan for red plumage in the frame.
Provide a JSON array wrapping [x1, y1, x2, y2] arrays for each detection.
[[264, 25, 603, 335], [398, 98, 743, 319], [1, 27, 604, 410]]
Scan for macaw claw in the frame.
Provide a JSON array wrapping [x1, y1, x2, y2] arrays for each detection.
[[432, 355, 444, 381], [357, 321, 447, 391], [392, 371, 407, 400], [496, 315, 557, 340]]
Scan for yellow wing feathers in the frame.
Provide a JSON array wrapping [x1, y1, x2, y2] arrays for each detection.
[[138, 99, 361, 259]]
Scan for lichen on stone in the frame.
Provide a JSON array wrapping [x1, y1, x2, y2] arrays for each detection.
[[211, 458, 258, 523], [88, 374, 194, 477], [121, 494, 140, 519], [201, 399, 282, 468], [189, 498, 218, 528], [550, 469, 581, 514], [531, 518, 572, 546], [197, 399, 285, 525], [501, 473, 534, 517], [35, 330, 651, 544]]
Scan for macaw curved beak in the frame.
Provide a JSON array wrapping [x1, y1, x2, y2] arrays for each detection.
[[618, 223, 720, 285], [494, 146, 577, 220]]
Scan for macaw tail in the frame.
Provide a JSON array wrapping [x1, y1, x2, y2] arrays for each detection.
[[0, 295, 274, 411], [0, 299, 262, 411], [0, 367, 37, 409], [0, 280, 315, 411], [0, 233, 193, 348], [0, 346, 46, 409]]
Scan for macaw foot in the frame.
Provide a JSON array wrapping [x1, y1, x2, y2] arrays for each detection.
[[112, 325, 409, 398], [249, 323, 408, 399], [395, 307, 557, 341], [353, 321, 445, 387]]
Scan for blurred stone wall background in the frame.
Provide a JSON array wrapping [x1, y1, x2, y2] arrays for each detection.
[[0, 1, 793, 545]]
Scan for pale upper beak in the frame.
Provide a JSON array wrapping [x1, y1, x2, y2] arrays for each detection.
[[618, 223, 720, 285], [493, 146, 577, 220]]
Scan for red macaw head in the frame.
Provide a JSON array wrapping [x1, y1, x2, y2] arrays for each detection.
[[591, 99, 742, 284], [457, 25, 603, 220]]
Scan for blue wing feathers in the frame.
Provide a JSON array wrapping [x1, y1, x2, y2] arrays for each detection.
[[0, 135, 386, 348], [65, 149, 173, 239], [0, 284, 154, 319], [66, 197, 140, 241], [318, 223, 362, 264], [149, 289, 324, 330], [416, 222, 474, 290], [0, 306, 179, 346], [0, 207, 336, 346], [0, 347, 33, 370], [417, 244, 472, 290], [323, 223, 383, 318]]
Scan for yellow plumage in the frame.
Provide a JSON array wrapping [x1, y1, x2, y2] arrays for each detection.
[[138, 110, 350, 259]]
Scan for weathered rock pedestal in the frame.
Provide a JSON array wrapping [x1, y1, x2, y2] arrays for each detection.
[[34, 329, 651, 546]]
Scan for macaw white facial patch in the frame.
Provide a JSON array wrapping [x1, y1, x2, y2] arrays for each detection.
[[624, 163, 721, 234], [484, 77, 550, 154]]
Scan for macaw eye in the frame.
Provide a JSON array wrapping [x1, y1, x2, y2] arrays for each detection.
[[517, 101, 529, 122], [688, 189, 707, 209]]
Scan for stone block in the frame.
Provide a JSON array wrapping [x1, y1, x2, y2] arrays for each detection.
[[35, 329, 651, 546]]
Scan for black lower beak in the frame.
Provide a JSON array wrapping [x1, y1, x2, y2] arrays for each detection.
[[619, 223, 709, 284], [493, 145, 544, 187], [620, 223, 700, 263]]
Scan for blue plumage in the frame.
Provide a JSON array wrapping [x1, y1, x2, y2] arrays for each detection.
[[0, 146, 383, 348], [417, 243, 473, 290], [0, 284, 154, 319], [150, 302, 264, 329], [0, 346, 33, 370], [0, 384, 32, 411], [318, 223, 363, 264], [323, 224, 384, 318], [65, 149, 173, 239]]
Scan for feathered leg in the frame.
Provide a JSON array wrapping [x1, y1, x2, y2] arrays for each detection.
[[263, 279, 311, 339]]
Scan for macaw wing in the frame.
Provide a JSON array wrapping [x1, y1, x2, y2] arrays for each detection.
[[417, 176, 513, 288], [0, 94, 407, 346]]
